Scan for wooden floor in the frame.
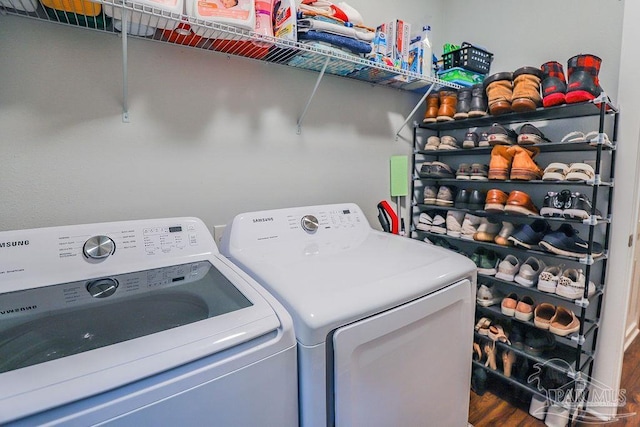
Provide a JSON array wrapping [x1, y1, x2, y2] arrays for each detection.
[[468, 335, 640, 426]]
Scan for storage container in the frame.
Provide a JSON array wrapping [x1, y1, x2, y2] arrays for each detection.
[[442, 42, 493, 74]]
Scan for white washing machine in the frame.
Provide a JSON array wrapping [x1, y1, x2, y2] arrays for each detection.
[[0, 217, 298, 426], [220, 203, 477, 427]]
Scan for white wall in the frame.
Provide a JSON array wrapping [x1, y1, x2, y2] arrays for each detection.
[[0, 0, 445, 232]]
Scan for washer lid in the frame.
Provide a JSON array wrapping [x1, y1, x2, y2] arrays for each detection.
[[225, 222, 476, 347], [0, 257, 281, 424]]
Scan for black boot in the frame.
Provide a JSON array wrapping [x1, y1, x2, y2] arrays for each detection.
[[453, 87, 472, 120], [566, 54, 603, 104], [468, 83, 488, 117]]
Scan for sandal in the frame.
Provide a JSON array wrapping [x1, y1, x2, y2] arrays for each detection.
[[560, 131, 587, 143], [488, 324, 511, 344], [502, 350, 517, 378], [585, 131, 613, 147], [475, 317, 492, 336], [566, 163, 595, 181], [542, 162, 569, 181], [472, 342, 483, 362], [484, 341, 497, 370]]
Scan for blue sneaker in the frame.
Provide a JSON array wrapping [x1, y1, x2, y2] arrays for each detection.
[[539, 223, 604, 258], [508, 219, 551, 249]]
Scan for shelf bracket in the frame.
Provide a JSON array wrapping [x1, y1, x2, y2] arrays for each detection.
[[571, 334, 586, 346], [394, 85, 434, 140], [296, 56, 330, 135], [121, 6, 130, 123], [575, 297, 590, 308]]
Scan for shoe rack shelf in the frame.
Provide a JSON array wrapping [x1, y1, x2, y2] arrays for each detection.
[[1, 1, 460, 128], [410, 97, 618, 424]]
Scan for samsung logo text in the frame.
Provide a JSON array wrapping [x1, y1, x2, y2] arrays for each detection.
[[0, 240, 29, 248]]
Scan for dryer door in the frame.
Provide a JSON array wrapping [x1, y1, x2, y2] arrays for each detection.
[[331, 279, 473, 427]]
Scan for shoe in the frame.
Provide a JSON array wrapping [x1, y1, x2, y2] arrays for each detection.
[[463, 131, 479, 148], [565, 163, 595, 181], [508, 146, 543, 181], [565, 54, 604, 104], [488, 145, 515, 180], [515, 295, 536, 321], [510, 324, 525, 349], [436, 90, 457, 122], [495, 254, 520, 282], [454, 188, 471, 208], [474, 217, 501, 242], [515, 256, 546, 287], [425, 161, 455, 178], [439, 135, 460, 150], [511, 66, 543, 112], [524, 328, 556, 356], [556, 268, 596, 299], [468, 83, 488, 117], [484, 71, 514, 115], [456, 163, 471, 180], [478, 132, 490, 147], [474, 317, 492, 336], [508, 219, 551, 249], [504, 190, 539, 216], [541, 61, 567, 107], [539, 223, 604, 258], [484, 341, 497, 370], [469, 163, 489, 181], [487, 123, 518, 146], [542, 163, 570, 181], [488, 324, 510, 344], [468, 189, 486, 210], [416, 211, 434, 232], [564, 192, 602, 220], [423, 185, 438, 204], [424, 135, 441, 150], [476, 284, 503, 307], [435, 185, 456, 206], [549, 306, 580, 336], [502, 350, 517, 378], [445, 210, 466, 237], [501, 292, 518, 316], [472, 248, 499, 276], [422, 91, 440, 123], [494, 221, 514, 246], [471, 367, 488, 396], [540, 190, 572, 217], [461, 213, 482, 240], [534, 303, 556, 330], [529, 394, 549, 421], [517, 123, 551, 145], [484, 188, 509, 213], [453, 87, 472, 120], [430, 213, 447, 234], [538, 265, 564, 293], [545, 398, 571, 427]]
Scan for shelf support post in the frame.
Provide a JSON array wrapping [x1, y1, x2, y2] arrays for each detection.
[[394, 84, 435, 140], [121, 6, 130, 123], [297, 56, 330, 135]]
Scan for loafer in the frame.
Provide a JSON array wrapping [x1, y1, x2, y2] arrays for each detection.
[[504, 190, 539, 216], [468, 189, 486, 210], [487, 123, 518, 146], [454, 188, 471, 209], [539, 223, 604, 258], [549, 306, 580, 336], [508, 219, 551, 249], [484, 189, 509, 213]]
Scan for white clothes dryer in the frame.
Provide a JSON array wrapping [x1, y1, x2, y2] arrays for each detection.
[[0, 218, 298, 426], [220, 203, 477, 427]]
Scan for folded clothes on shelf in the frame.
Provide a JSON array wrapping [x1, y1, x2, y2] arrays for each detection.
[[298, 30, 372, 54]]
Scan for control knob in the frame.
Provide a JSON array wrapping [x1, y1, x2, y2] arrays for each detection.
[[86, 278, 118, 298], [83, 235, 115, 259], [301, 215, 319, 234]]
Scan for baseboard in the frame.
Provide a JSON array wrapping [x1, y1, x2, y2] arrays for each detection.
[[624, 322, 639, 351]]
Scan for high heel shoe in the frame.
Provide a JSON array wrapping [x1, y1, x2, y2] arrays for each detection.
[[473, 342, 483, 362], [502, 350, 517, 378], [484, 341, 497, 370]]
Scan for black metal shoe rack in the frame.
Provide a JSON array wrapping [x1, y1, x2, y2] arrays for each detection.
[[409, 96, 618, 424]]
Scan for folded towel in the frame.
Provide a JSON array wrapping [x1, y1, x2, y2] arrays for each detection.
[[298, 18, 374, 41], [298, 30, 372, 54]]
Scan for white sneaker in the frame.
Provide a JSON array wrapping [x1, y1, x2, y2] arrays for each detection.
[[529, 394, 548, 420], [495, 254, 521, 282], [446, 210, 466, 237], [430, 214, 447, 234], [476, 284, 503, 307], [538, 265, 563, 293], [474, 217, 501, 242], [416, 212, 433, 232], [515, 256, 546, 287], [556, 268, 596, 299], [545, 400, 570, 427], [461, 213, 482, 240]]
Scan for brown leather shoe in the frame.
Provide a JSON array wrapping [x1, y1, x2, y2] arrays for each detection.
[[504, 190, 539, 215], [488, 145, 514, 180], [484, 72, 513, 115], [436, 90, 457, 122], [423, 91, 439, 123], [508, 146, 543, 180], [484, 189, 509, 213], [511, 66, 543, 112]]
